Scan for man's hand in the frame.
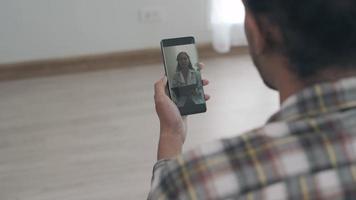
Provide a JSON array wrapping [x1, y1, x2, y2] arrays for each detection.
[[154, 63, 210, 160]]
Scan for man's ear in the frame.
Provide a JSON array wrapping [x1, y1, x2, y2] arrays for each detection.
[[245, 10, 266, 55]]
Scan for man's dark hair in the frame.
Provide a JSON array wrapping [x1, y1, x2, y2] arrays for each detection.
[[244, 0, 356, 78]]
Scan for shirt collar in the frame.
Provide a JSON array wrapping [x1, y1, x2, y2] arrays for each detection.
[[268, 76, 356, 122]]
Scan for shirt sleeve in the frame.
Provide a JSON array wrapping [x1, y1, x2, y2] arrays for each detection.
[[172, 72, 180, 88], [147, 139, 245, 199], [148, 159, 172, 199], [149, 156, 197, 200], [150, 160, 170, 189], [148, 140, 229, 199]]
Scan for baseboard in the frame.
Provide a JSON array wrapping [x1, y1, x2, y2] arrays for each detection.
[[0, 44, 248, 81]]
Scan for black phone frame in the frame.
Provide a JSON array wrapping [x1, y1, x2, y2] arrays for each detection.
[[160, 36, 207, 116]]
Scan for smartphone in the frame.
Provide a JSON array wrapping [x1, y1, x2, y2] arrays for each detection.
[[160, 36, 207, 116]]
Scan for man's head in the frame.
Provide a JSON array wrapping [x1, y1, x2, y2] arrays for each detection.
[[242, 0, 356, 89]]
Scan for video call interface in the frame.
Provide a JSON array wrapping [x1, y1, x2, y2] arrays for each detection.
[[163, 44, 205, 114]]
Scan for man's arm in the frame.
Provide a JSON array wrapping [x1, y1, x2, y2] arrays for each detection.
[[149, 64, 210, 199], [153, 63, 210, 160], [154, 76, 187, 160]]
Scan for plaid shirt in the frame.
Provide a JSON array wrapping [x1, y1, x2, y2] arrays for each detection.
[[149, 77, 356, 200]]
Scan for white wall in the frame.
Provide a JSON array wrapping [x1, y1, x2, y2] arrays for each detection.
[[0, 0, 211, 63]]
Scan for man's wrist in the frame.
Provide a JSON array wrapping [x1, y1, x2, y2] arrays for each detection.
[[157, 132, 184, 160]]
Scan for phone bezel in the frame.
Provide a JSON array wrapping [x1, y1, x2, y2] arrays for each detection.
[[160, 36, 207, 116]]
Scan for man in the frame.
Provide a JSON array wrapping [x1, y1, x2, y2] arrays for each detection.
[[149, 0, 356, 199]]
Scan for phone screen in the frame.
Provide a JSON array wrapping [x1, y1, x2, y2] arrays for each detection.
[[161, 37, 206, 115]]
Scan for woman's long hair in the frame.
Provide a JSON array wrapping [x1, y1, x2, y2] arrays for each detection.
[[176, 52, 194, 72]]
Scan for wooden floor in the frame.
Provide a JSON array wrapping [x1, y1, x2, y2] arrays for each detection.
[[0, 55, 278, 200]]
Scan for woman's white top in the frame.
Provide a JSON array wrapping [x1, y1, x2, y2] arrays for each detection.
[[171, 69, 204, 107]]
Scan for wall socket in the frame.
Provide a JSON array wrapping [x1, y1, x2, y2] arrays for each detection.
[[138, 7, 164, 23]]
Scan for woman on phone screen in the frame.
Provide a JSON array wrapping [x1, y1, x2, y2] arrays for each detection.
[[171, 52, 204, 108]]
